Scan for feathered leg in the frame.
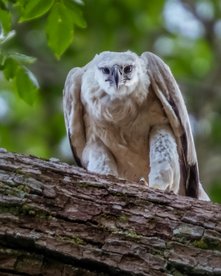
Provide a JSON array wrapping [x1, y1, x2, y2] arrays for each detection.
[[149, 125, 180, 194], [82, 140, 118, 176]]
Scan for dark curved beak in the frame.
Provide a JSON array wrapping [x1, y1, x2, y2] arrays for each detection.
[[111, 66, 120, 89]]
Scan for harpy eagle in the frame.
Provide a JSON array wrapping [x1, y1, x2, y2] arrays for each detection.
[[63, 51, 209, 201]]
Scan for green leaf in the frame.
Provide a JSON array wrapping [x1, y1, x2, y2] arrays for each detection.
[[0, 50, 6, 67], [15, 66, 39, 105], [0, 9, 12, 33], [0, 30, 16, 45], [46, 2, 74, 59], [19, 0, 55, 22], [71, 0, 84, 5], [3, 58, 18, 80], [63, 0, 87, 28], [70, 6, 87, 28], [9, 53, 36, 64]]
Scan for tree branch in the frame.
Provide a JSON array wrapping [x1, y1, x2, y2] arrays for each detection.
[[0, 150, 221, 275]]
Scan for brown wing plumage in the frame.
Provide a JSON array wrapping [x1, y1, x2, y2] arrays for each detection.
[[63, 67, 85, 166], [141, 52, 203, 199]]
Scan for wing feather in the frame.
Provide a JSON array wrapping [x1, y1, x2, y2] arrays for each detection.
[[141, 52, 207, 199], [63, 67, 85, 166]]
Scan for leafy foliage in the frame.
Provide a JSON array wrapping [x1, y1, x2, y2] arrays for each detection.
[[0, 32, 38, 105], [0, 0, 221, 202], [46, 2, 74, 58], [0, 0, 86, 103], [18, 0, 55, 22]]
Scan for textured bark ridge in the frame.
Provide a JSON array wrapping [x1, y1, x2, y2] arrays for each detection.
[[0, 150, 221, 275]]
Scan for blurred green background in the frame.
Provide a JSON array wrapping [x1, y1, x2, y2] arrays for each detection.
[[0, 0, 221, 202]]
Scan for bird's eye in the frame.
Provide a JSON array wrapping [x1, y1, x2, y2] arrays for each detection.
[[124, 65, 133, 74], [100, 67, 110, 74]]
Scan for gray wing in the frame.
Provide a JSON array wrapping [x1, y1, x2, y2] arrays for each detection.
[[141, 52, 209, 200], [63, 67, 86, 166]]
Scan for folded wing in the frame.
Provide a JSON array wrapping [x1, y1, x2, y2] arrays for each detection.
[[141, 52, 209, 200], [63, 67, 86, 166]]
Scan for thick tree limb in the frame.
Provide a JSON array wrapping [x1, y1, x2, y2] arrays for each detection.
[[0, 150, 221, 275]]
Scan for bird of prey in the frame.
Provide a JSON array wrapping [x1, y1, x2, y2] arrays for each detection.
[[63, 51, 209, 201]]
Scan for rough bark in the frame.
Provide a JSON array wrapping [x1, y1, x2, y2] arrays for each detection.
[[0, 149, 221, 276]]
